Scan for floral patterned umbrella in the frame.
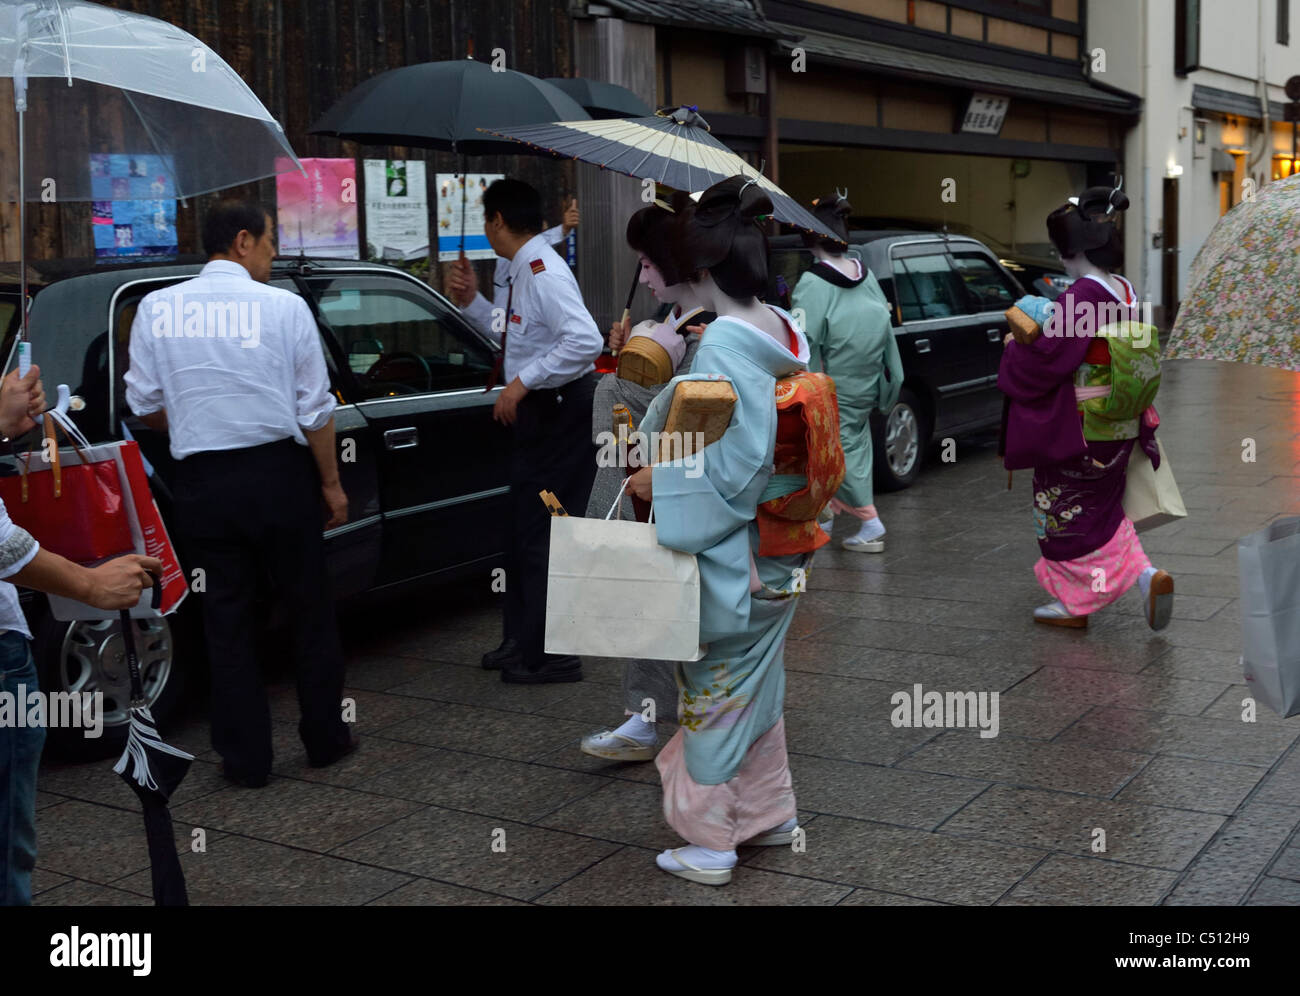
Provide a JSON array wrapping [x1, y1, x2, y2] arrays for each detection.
[[1165, 172, 1300, 370]]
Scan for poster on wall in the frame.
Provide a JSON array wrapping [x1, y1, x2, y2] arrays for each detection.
[[363, 159, 429, 261], [436, 172, 503, 261], [90, 153, 177, 259], [275, 157, 358, 258]]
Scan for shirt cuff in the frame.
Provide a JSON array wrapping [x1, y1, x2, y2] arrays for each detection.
[[0, 525, 38, 579]]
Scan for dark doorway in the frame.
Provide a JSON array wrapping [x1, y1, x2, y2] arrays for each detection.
[[1161, 177, 1180, 327]]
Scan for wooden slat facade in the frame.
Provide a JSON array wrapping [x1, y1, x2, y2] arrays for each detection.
[[3, 0, 577, 279]]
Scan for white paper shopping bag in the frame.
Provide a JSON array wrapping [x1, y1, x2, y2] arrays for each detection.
[[1122, 439, 1187, 532], [544, 484, 703, 662], [1239, 516, 1300, 718]]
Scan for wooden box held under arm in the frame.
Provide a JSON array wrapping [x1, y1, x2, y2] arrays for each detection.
[[657, 379, 736, 463], [1005, 305, 1041, 346]]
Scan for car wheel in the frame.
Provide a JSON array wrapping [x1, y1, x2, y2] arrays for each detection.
[[872, 387, 928, 492], [32, 603, 187, 762]]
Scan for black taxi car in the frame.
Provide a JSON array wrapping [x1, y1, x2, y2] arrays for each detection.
[[768, 231, 1026, 490], [1, 257, 510, 758]]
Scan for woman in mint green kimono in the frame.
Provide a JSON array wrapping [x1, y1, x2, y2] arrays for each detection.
[[627, 178, 812, 887], [792, 192, 902, 552]]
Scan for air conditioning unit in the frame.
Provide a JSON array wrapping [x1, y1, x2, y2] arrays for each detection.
[[726, 46, 767, 97]]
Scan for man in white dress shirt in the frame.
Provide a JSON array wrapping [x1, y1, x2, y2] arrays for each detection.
[[125, 200, 354, 787], [448, 180, 602, 684]]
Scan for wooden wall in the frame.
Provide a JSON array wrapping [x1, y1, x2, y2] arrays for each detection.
[[2, 0, 578, 268]]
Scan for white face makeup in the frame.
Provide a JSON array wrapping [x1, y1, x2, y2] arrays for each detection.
[[639, 256, 685, 304]]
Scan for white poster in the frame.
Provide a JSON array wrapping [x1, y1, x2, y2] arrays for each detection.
[[436, 172, 504, 261], [363, 159, 429, 261]]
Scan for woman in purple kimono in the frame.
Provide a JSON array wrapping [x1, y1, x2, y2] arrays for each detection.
[[998, 184, 1175, 630]]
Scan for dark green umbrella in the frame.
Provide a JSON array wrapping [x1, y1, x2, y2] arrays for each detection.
[[544, 77, 651, 119]]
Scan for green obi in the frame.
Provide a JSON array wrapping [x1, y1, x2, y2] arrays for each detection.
[[1076, 321, 1161, 441]]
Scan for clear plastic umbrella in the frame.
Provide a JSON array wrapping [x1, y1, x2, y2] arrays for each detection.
[[0, 0, 301, 351]]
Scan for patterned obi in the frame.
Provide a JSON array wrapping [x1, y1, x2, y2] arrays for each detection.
[[756, 371, 846, 556], [1074, 321, 1162, 442]]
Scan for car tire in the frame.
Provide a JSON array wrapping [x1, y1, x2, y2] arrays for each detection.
[[31, 599, 190, 762], [872, 387, 929, 492]]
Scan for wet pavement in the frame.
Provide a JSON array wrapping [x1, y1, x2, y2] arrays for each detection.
[[31, 357, 1300, 905]]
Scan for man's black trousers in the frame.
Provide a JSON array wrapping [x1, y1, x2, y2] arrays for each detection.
[[505, 373, 599, 660], [173, 438, 351, 779]]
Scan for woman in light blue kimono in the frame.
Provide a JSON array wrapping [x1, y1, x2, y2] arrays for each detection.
[[627, 177, 812, 886], [793, 192, 902, 552]]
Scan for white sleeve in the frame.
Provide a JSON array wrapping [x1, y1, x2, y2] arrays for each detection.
[[515, 272, 602, 390], [462, 291, 498, 343], [123, 294, 165, 416], [541, 224, 566, 247], [291, 298, 336, 431]]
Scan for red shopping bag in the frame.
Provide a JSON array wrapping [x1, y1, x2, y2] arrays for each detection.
[[115, 434, 187, 616], [0, 416, 135, 563]]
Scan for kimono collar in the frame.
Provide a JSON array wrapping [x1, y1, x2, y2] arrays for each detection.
[[807, 253, 865, 289], [670, 305, 707, 334]]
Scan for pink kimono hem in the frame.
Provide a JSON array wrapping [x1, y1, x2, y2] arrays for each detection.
[[1033, 516, 1151, 616], [656, 717, 798, 851]]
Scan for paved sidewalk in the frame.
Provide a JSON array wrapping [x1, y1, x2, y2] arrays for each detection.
[[32, 358, 1300, 905]]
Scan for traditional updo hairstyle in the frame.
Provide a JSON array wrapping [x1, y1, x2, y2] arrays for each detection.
[[801, 192, 851, 253], [625, 194, 691, 286], [1046, 183, 1130, 269], [676, 175, 773, 300]]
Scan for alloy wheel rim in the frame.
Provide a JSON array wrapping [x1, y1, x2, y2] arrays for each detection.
[[885, 405, 919, 477], [58, 618, 173, 728]]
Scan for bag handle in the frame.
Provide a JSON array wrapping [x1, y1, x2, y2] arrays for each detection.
[[604, 475, 654, 523], [18, 407, 93, 502]]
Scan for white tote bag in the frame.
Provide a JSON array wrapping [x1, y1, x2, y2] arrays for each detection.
[[1239, 516, 1300, 718], [1122, 439, 1187, 532], [544, 482, 704, 662]]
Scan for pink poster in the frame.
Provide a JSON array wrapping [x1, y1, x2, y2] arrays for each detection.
[[275, 157, 358, 258]]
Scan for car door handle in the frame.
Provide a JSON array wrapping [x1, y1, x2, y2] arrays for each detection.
[[987, 328, 1002, 343], [384, 427, 419, 450], [915, 338, 931, 354]]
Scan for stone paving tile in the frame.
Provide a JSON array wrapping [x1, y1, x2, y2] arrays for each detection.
[[789, 754, 987, 829], [536, 844, 853, 905], [537, 779, 683, 850], [379, 702, 591, 762], [785, 709, 939, 765], [1115, 756, 1262, 814], [37, 757, 222, 811], [747, 813, 1040, 905], [1006, 665, 1227, 716], [35, 800, 201, 885], [1250, 747, 1300, 808], [998, 854, 1177, 905], [966, 628, 1170, 674], [1246, 877, 1300, 905], [34, 790, 65, 811], [801, 589, 1019, 632], [340, 653, 438, 692], [1201, 684, 1296, 728], [1140, 647, 1246, 684], [35, 880, 153, 906], [333, 806, 619, 901], [383, 660, 590, 713], [1055, 706, 1297, 768], [30, 868, 71, 896], [533, 679, 656, 725], [115, 835, 412, 906], [1165, 804, 1300, 905], [898, 731, 1150, 797], [170, 779, 423, 853], [364, 747, 609, 822], [835, 888, 949, 905], [528, 740, 665, 785], [265, 686, 432, 734], [812, 616, 999, 658], [1268, 846, 1300, 881], [783, 670, 913, 715], [941, 785, 1225, 870], [366, 878, 529, 906], [1109, 592, 1233, 622]]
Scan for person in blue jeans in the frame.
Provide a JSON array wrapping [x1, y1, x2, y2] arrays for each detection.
[[0, 363, 161, 906]]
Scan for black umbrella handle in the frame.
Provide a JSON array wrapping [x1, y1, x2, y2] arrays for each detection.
[[119, 573, 164, 706]]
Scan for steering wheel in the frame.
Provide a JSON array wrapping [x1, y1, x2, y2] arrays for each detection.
[[364, 352, 432, 393]]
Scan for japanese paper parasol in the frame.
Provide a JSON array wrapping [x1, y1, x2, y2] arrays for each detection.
[[1165, 171, 1300, 371], [479, 105, 842, 242]]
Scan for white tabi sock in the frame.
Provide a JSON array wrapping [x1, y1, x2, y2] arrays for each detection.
[[1137, 565, 1158, 599], [666, 845, 737, 870], [612, 713, 656, 744], [851, 517, 885, 543]]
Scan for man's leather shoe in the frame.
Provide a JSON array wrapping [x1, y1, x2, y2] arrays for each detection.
[[308, 733, 360, 769], [482, 638, 523, 670], [500, 654, 583, 685]]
